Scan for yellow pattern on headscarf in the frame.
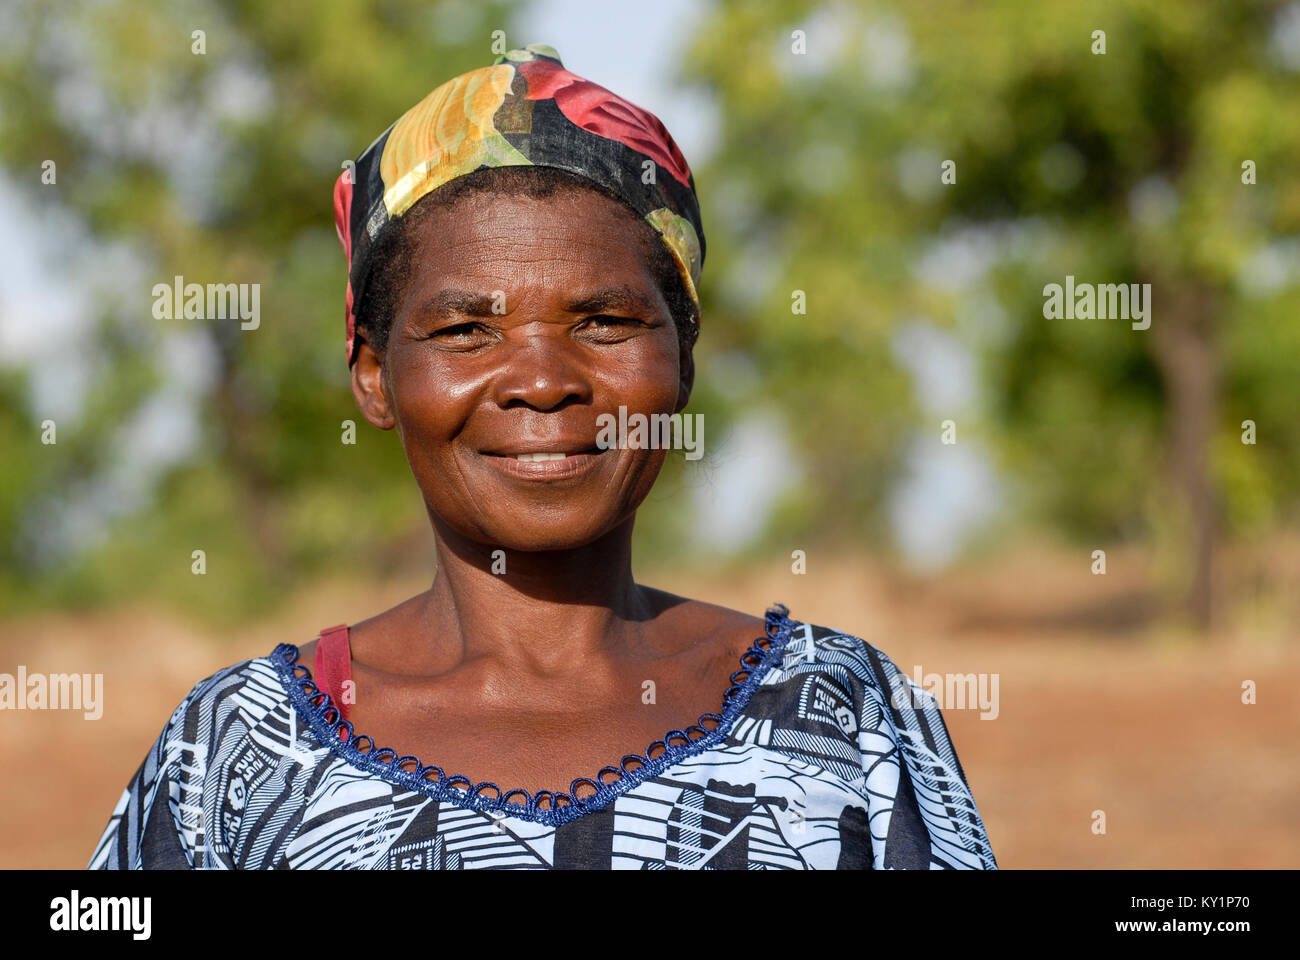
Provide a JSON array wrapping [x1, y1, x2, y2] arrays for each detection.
[[380, 63, 529, 219], [645, 207, 702, 305]]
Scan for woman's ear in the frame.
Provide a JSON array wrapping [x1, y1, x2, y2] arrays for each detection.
[[350, 340, 396, 430]]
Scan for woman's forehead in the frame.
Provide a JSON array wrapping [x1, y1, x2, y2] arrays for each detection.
[[402, 190, 660, 279], [418, 185, 645, 237]]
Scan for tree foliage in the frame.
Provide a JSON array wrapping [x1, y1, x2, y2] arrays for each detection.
[[684, 0, 1300, 623]]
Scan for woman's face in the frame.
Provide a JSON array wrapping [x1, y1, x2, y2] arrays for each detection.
[[352, 187, 693, 552]]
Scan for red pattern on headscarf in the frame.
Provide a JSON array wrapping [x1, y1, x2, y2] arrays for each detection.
[[333, 168, 357, 364], [517, 58, 693, 189]]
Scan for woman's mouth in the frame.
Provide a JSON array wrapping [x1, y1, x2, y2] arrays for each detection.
[[480, 446, 607, 481], [512, 451, 572, 462]]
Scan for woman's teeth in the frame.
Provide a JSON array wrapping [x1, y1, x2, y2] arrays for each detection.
[[514, 452, 569, 461]]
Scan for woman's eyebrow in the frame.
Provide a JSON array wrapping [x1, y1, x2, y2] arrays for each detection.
[[564, 286, 656, 315], [420, 289, 500, 319], [419, 285, 656, 320]]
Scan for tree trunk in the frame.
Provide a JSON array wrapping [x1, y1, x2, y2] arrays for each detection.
[[1149, 283, 1218, 632], [212, 330, 286, 576]]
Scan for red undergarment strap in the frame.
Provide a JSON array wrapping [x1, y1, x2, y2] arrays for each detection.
[[314, 623, 352, 738]]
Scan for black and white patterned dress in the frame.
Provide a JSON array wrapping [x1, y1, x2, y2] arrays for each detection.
[[88, 605, 997, 869]]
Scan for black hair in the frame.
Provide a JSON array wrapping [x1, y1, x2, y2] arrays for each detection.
[[353, 165, 700, 359]]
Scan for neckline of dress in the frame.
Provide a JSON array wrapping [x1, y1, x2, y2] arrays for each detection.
[[268, 603, 797, 828]]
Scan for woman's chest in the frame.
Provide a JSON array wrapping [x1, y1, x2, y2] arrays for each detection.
[[344, 675, 732, 799], [341, 632, 759, 798]]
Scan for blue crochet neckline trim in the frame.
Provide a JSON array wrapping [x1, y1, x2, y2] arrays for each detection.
[[268, 603, 797, 828]]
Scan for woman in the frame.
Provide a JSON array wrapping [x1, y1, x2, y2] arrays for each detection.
[[89, 44, 996, 870]]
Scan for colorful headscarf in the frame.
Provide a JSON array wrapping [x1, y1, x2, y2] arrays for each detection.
[[332, 43, 705, 367]]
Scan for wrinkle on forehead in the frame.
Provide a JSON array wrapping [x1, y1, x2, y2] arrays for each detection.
[[407, 187, 655, 264], [395, 193, 666, 317]]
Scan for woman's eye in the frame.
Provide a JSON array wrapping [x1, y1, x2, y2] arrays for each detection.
[[432, 322, 481, 337], [423, 322, 494, 351], [426, 322, 494, 347], [583, 315, 644, 332]]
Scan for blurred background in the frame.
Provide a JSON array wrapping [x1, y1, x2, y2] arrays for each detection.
[[1, 0, 1298, 868]]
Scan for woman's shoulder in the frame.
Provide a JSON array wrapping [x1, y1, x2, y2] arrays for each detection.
[[775, 610, 911, 689], [150, 648, 297, 745], [776, 610, 998, 869], [89, 646, 309, 870], [123, 646, 312, 801], [638, 592, 902, 690], [661, 595, 898, 682], [769, 608, 962, 742], [192, 648, 290, 700]]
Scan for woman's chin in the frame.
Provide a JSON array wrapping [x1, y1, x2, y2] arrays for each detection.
[[440, 513, 628, 555], [497, 526, 616, 553]]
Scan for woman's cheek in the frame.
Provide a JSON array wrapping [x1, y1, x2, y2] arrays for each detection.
[[603, 344, 681, 411]]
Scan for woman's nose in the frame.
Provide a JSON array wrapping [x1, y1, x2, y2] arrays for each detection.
[[491, 333, 593, 411]]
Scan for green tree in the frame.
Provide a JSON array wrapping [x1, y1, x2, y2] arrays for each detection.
[[685, 0, 1300, 628], [0, 0, 520, 622]]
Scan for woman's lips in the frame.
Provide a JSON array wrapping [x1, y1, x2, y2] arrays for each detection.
[[480, 448, 606, 482]]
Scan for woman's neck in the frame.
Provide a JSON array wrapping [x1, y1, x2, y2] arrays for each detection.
[[402, 514, 661, 676]]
